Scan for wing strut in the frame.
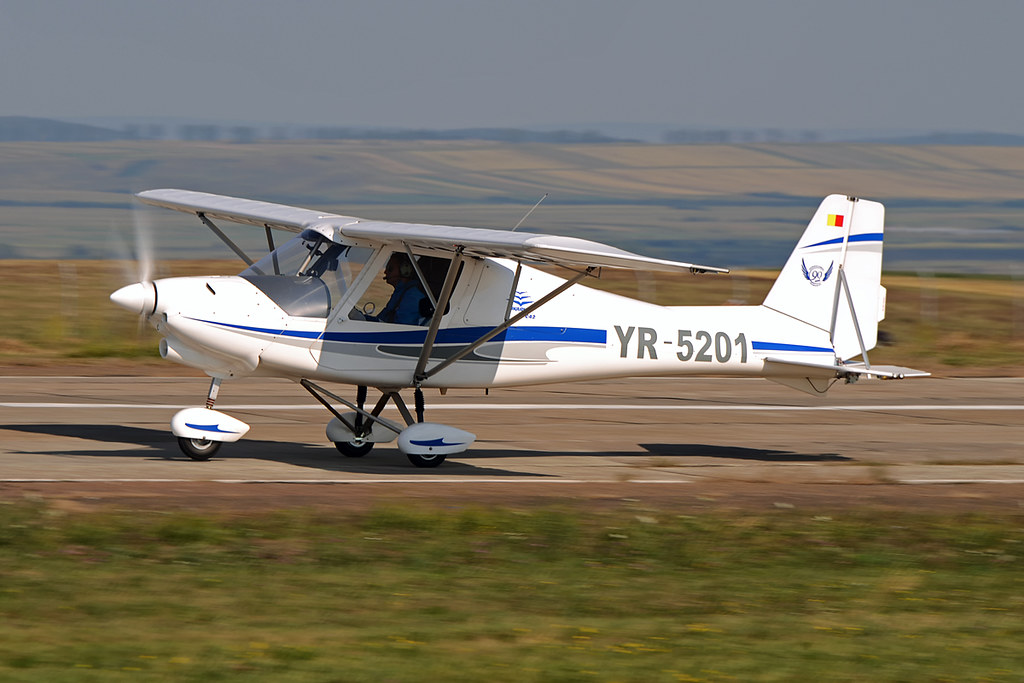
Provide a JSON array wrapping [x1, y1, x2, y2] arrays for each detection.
[[413, 248, 466, 382], [503, 261, 524, 321], [416, 266, 595, 383], [264, 224, 280, 275], [197, 212, 256, 267], [404, 242, 438, 310]]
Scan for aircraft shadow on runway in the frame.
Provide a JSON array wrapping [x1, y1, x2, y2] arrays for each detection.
[[454, 443, 849, 462], [3, 424, 551, 477], [5, 425, 850, 476], [640, 443, 850, 462]]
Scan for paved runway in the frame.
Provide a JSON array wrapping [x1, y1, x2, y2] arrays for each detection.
[[2, 374, 1021, 486]]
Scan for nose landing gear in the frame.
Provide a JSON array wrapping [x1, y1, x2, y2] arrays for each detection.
[[170, 377, 249, 460]]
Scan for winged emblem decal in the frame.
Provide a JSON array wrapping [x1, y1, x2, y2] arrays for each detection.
[[801, 259, 834, 287]]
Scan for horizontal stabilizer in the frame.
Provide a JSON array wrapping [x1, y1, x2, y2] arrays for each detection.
[[839, 362, 931, 380], [764, 356, 930, 380]]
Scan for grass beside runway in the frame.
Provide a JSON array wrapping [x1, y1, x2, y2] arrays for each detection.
[[2, 501, 1022, 681]]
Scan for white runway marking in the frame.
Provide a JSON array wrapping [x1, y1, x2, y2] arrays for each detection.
[[898, 480, 1024, 484], [8, 477, 1024, 485], [2, 402, 1022, 411]]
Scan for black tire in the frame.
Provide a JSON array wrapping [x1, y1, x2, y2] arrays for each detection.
[[406, 452, 446, 468], [177, 436, 221, 461], [334, 440, 374, 458]]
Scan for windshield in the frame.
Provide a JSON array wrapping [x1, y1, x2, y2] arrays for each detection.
[[240, 230, 373, 317]]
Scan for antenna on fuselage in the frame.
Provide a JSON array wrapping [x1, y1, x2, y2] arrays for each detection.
[[510, 193, 548, 232]]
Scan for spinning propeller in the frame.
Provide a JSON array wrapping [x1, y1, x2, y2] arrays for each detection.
[[110, 202, 158, 318]]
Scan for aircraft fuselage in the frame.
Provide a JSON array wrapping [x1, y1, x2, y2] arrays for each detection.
[[139, 257, 833, 389]]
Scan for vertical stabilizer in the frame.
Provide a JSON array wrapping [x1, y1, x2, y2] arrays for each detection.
[[762, 195, 885, 361]]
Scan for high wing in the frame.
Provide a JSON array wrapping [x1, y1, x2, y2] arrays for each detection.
[[136, 189, 728, 275], [136, 188, 356, 233]]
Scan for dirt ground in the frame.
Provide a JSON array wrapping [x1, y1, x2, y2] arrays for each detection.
[[4, 480, 1024, 515]]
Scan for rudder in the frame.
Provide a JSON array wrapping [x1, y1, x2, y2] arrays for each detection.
[[762, 195, 885, 361]]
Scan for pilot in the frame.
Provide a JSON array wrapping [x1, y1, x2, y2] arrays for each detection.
[[378, 253, 428, 325]]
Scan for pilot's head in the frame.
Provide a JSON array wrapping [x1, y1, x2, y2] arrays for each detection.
[[383, 253, 415, 286]]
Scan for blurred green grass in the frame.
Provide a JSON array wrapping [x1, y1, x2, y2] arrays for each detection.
[[1, 502, 1022, 681]]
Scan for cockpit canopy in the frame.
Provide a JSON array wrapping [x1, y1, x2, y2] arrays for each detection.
[[240, 229, 373, 318]]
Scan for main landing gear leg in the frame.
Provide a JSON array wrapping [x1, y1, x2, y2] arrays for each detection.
[[335, 385, 374, 458], [414, 386, 425, 424], [334, 385, 374, 457], [301, 380, 474, 469], [404, 385, 445, 468], [302, 380, 403, 458]]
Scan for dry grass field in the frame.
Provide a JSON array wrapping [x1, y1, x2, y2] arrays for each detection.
[[2, 140, 1024, 272]]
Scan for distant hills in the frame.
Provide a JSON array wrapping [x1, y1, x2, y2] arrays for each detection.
[[0, 116, 125, 142], [3, 138, 1023, 273], [4, 116, 1024, 146], [0, 117, 627, 144]]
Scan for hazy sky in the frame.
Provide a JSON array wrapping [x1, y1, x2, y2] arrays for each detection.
[[4, 0, 1024, 133]]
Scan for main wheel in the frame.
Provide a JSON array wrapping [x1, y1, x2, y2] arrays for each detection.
[[177, 436, 221, 461], [406, 452, 446, 468], [334, 440, 374, 458]]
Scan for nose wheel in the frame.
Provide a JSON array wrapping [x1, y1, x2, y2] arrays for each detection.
[[170, 378, 248, 461]]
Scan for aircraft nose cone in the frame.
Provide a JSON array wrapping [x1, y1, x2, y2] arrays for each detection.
[[110, 282, 156, 315]]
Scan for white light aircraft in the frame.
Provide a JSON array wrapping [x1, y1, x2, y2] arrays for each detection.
[[111, 190, 927, 466]]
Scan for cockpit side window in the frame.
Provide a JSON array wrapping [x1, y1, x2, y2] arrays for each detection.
[[350, 251, 462, 326]]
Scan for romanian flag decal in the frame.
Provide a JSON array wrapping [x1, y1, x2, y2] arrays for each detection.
[[827, 213, 845, 227]]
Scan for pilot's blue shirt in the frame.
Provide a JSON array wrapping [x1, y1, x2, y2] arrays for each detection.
[[380, 280, 426, 325]]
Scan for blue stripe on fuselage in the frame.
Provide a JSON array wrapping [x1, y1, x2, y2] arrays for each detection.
[[752, 341, 833, 353], [321, 326, 607, 345], [194, 319, 607, 345]]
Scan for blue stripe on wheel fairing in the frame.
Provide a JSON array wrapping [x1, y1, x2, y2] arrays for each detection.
[[184, 422, 239, 434]]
